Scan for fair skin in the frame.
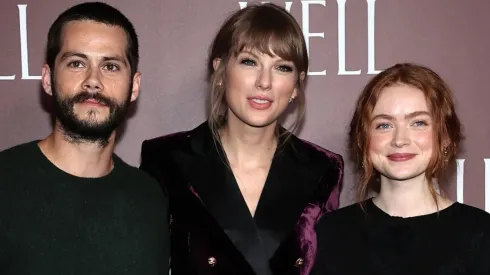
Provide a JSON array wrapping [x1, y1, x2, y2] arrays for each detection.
[[369, 84, 452, 217], [213, 49, 305, 216], [39, 20, 141, 178]]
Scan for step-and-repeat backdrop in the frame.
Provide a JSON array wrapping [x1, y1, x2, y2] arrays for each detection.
[[1, 0, 489, 210]]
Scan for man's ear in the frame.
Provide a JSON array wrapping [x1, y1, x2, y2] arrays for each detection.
[[130, 71, 141, 102], [41, 64, 53, 96]]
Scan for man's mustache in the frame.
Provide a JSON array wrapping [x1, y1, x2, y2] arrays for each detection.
[[71, 91, 114, 107]]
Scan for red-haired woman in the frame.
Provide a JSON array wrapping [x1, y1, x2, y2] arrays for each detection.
[[312, 63, 490, 275]]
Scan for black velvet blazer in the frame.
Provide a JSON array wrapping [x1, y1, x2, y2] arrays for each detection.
[[140, 122, 343, 275]]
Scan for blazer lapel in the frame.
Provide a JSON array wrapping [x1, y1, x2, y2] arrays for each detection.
[[253, 135, 328, 251], [171, 123, 269, 275]]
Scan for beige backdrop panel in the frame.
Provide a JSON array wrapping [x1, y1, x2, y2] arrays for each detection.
[[0, 0, 489, 210]]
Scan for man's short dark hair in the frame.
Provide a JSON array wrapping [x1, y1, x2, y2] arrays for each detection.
[[46, 2, 139, 76]]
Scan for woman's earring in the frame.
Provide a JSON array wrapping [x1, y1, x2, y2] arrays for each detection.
[[288, 97, 295, 103], [443, 147, 448, 162]]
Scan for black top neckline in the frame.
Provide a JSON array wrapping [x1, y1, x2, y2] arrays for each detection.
[[30, 140, 124, 183], [366, 198, 460, 222]]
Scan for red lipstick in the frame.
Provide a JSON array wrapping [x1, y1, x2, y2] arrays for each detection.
[[387, 153, 416, 162], [247, 96, 273, 110]]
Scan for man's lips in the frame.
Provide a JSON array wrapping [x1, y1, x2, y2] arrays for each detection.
[[80, 99, 107, 106]]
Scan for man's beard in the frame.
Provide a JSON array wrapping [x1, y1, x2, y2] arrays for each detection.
[[51, 79, 132, 148]]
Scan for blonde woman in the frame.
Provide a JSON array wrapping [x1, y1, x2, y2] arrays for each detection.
[[140, 3, 343, 275]]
